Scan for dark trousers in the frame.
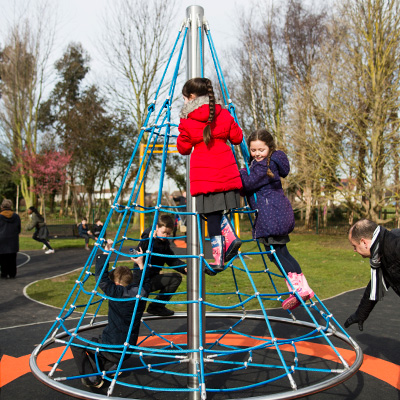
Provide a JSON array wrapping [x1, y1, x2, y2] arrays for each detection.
[[204, 211, 223, 236], [149, 272, 182, 306], [71, 336, 127, 378], [266, 244, 302, 274], [32, 230, 53, 250], [0, 253, 17, 278], [80, 233, 95, 245], [71, 300, 146, 377]]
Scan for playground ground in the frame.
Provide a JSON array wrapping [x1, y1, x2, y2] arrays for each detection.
[[0, 247, 400, 399]]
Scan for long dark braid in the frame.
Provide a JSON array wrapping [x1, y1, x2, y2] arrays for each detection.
[[247, 128, 277, 177], [182, 77, 215, 145], [203, 78, 215, 145]]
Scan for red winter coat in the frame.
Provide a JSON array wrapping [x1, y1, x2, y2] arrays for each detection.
[[177, 96, 243, 196]]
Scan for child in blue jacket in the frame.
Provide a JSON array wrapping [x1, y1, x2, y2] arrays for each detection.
[[240, 128, 314, 310], [71, 240, 150, 388]]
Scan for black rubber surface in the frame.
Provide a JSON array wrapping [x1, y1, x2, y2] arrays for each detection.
[[0, 247, 399, 399]]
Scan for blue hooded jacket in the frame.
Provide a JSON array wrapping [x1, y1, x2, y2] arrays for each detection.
[[240, 150, 295, 239]]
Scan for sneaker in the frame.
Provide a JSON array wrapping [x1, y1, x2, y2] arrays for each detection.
[[45, 249, 55, 254], [42, 244, 47, 250], [147, 305, 174, 316], [106, 364, 122, 377], [204, 266, 217, 276], [81, 377, 104, 388]]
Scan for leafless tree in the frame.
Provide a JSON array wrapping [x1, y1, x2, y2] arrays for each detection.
[[231, 1, 286, 143], [100, 0, 178, 134], [0, 1, 55, 209], [328, 0, 400, 223]]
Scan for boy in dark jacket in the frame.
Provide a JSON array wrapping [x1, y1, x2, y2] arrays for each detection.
[[93, 219, 106, 240], [71, 240, 150, 388], [345, 219, 400, 331], [0, 199, 21, 278], [78, 217, 95, 250], [133, 214, 186, 316]]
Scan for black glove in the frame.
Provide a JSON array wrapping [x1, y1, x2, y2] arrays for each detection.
[[344, 312, 364, 331]]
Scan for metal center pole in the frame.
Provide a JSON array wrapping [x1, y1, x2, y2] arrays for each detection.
[[185, 5, 205, 400]]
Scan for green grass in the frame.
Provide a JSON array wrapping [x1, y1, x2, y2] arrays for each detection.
[[25, 233, 369, 315], [19, 235, 87, 251]]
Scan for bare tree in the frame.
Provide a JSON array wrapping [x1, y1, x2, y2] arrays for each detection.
[[100, 0, 178, 134], [283, 0, 331, 227], [0, 1, 55, 209], [328, 0, 400, 223], [231, 2, 286, 142]]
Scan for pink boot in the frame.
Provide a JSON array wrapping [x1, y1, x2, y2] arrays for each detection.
[[282, 272, 310, 310], [298, 273, 314, 298], [221, 215, 242, 262], [208, 235, 225, 274]]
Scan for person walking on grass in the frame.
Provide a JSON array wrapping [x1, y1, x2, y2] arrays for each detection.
[[177, 77, 242, 275], [27, 206, 54, 254], [345, 219, 400, 331], [239, 128, 314, 310], [0, 199, 21, 279]]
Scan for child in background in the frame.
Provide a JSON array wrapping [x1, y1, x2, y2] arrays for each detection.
[[240, 128, 314, 310], [93, 219, 106, 240], [78, 217, 95, 250], [177, 77, 242, 273], [27, 206, 54, 254], [71, 239, 149, 388]]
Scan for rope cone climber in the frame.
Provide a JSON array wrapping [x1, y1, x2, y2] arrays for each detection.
[[30, 6, 363, 400]]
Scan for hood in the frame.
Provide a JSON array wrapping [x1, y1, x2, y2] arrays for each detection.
[[0, 210, 17, 221], [270, 150, 290, 178], [180, 95, 223, 121]]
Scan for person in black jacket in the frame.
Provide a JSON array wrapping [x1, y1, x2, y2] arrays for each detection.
[[71, 240, 150, 388], [133, 214, 187, 317], [27, 206, 54, 254], [0, 199, 21, 278], [345, 219, 400, 331], [78, 217, 95, 250], [93, 219, 106, 240]]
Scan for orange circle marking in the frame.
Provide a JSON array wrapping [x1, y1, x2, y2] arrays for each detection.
[[2, 334, 397, 389]]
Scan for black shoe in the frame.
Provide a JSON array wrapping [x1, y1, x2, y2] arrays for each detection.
[[105, 363, 122, 377], [210, 265, 225, 274], [204, 266, 217, 276], [147, 305, 174, 316], [81, 377, 104, 388]]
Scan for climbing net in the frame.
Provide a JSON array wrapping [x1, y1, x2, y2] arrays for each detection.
[[30, 10, 362, 400]]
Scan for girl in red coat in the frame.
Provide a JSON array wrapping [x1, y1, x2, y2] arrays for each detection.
[[177, 78, 242, 274]]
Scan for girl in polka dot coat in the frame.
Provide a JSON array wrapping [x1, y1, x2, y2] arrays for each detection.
[[240, 129, 314, 310]]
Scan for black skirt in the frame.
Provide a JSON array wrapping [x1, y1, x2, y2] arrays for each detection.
[[195, 190, 241, 214]]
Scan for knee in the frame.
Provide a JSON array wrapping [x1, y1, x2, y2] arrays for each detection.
[[173, 273, 182, 286], [169, 273, 182, 290]]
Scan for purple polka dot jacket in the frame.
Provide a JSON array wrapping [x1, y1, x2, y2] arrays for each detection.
[[240, 150, 295, 239]]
